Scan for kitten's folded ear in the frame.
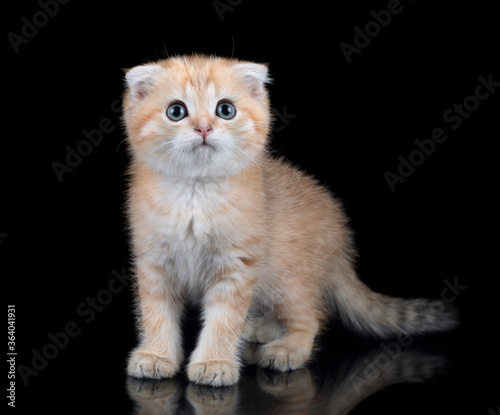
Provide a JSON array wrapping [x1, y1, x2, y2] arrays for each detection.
[[124, 64, 164, 102], [233, 62, 271, 98]]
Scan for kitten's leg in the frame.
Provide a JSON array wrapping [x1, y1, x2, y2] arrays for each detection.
[[187, 267, 255, 387], [257, 297, 321, 372], [128, 261, 184, 379], [242, 317, 283, 344]]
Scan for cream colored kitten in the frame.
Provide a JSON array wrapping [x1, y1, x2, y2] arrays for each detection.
[[122, 54, 457, 387]]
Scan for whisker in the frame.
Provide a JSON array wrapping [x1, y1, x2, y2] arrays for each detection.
[[115, 138, 128, 154], [226, 143, 265, 185], [151, 140, 172, 154]]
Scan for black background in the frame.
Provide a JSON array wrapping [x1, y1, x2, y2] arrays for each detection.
[[3, 0, 499, 413]]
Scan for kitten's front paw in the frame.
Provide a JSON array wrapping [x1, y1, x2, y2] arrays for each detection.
[[187, 360, 239, 386], [257, 343, 310, 372], [127, 350, 179, 379]]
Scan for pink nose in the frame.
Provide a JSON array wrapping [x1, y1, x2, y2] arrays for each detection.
[[194, 124, 213, 140]]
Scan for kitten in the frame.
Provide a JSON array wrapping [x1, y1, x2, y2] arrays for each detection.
[[122, 54, 457, 387]]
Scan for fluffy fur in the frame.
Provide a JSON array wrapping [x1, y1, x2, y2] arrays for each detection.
[[122, 54, 457, 386]]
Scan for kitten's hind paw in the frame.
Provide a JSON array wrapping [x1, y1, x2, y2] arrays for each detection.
[[187, 360, 239, 387], [257, 343, 310, 372], [127, 350, 179, 379]]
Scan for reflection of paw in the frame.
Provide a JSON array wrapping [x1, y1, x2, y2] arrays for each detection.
[[127, 350, 179, 379], [186, 383, 239, 410], [126, 377, 182, 414], [258, 343, 310, 371], [187, 360, 239, 386], [256, 368, 316, 399], [126, 377, 181, 401]]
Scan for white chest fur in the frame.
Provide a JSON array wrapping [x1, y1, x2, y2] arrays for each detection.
[[136, 176, 242, 296]]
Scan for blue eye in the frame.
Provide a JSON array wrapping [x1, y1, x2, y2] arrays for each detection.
[[216, 101, 236, 120], [167, 103, 188, 121]]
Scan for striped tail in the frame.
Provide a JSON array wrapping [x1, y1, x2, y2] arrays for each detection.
[[328, 259, 459, 338]]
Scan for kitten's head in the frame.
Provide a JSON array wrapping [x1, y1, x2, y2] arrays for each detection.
[[123, 55, 271, 179]]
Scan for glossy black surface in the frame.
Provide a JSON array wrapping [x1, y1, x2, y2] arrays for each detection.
[[125, 335, 460, 415]]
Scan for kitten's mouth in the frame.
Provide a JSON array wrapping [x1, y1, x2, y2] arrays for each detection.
[[193, 139, 216, 151]]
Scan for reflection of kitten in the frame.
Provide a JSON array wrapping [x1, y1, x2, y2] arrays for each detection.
[[123, 55, 458, 386], [127, 346, 447, 415]]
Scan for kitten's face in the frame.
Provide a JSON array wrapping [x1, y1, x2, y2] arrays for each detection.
[[123, 56, 271, 179]]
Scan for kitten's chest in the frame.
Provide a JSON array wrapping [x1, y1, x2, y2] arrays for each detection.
[[144, 179, 239, 258], [132, 173, 264, 294], [165, 180, 230, 239], [143, 180, 241, 290]]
